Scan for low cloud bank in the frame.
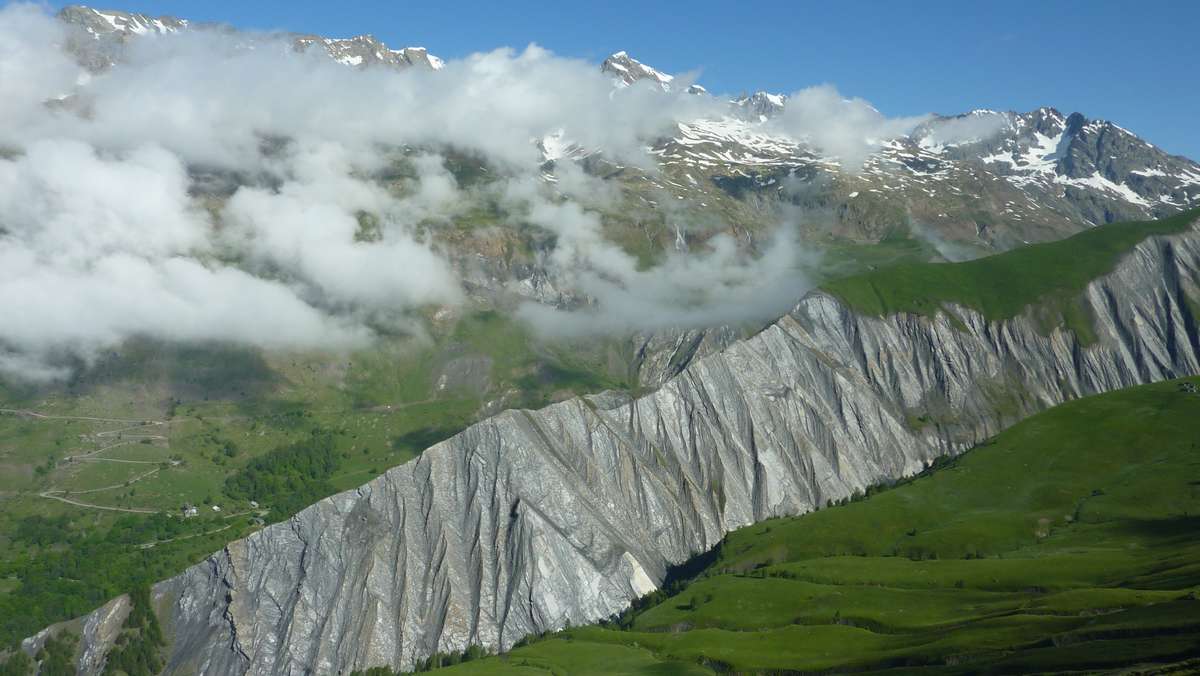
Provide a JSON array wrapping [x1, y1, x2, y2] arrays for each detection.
[[0, 4, 974, 381], [770, 87, 1007, 170], [504, 168, 811, 335]]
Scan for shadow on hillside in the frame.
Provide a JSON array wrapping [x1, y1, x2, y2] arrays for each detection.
[[45, 340, 282, 413], [1115, 515, 1200, 541]]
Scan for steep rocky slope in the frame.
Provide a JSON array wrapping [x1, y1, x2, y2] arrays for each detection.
[[36, 214, 1200, 674]]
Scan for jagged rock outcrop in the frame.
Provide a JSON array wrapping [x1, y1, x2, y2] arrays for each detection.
[[55, 218, 1200, 674], [291, 35, 444, 71], [733, 91, 788, 119], [601, 51, 674, 90]]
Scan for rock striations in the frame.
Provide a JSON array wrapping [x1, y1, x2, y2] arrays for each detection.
[[54, 217, 1200, 674]]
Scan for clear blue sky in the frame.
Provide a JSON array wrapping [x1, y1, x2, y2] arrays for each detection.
[[40, 0, 1200, 160]]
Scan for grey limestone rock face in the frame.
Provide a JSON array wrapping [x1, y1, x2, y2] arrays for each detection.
[[56, 218, 1200, 674]]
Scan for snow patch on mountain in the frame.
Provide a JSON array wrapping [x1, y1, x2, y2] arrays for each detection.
[[61, 5, 444, 71], [601, 51, 674, 90]]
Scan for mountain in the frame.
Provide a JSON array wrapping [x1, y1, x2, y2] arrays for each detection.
[[600, 51, 675, 90], [58, 4, 186, 37], [589, 53, 1200, 250], [372, 376, 1200, 673], [10, 8, 1200, 672], [292, 35, 444, 70], [48, 6, 1200, 254], [57, 5, 444, 71], [733, 90, 787, 118], [649, 103, 1200, 249], [26, 210, 1200, 673]]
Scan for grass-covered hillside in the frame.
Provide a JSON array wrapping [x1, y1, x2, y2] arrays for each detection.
[[822, 206, 1200, 328], [392, 378, 1200, 674]]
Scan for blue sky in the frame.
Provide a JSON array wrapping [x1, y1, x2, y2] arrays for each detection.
[[41, 0, 1200, 160]]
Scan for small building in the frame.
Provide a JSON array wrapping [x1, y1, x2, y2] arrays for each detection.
[[249, 500, 259, 509], [212, 504, 221, 512], [181, 504, 199, 518]]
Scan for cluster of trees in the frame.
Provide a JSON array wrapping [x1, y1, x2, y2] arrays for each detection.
[[597, 543, 724, 631], [32, 454, 58, 479], [1, 428, 344, 646], [224, 429, 339, 517], [817, 454, 964, 511], [102, 586, 164, 676], [0, 651, 30, 676], [35, 633, 75, 676], [411, 646, 490, 671], [12, 515, 73, 547], [347, 645, 492, 676], [0, 632, 74, 676], [0, 514, 235, 645]]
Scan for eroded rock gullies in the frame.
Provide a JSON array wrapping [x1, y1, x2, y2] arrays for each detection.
[[63, 219, 1200, 674]]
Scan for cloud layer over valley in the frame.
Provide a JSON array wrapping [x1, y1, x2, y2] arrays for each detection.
[[0, 4, 981, 381]]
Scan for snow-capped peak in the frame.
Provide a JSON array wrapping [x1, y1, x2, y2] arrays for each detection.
[[601, 51, 674, 91], [292, 34, 445, 71], [733, 91, 788, 119], [59, 6, 444, 72], [59, 5, 187, 39]]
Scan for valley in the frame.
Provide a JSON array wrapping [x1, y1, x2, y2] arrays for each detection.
[[0, 315, 643, 645], [1, 4, 1199, 674], [8, 207, 1197, 674]]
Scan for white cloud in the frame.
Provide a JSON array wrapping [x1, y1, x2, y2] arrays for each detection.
[[0, 139, 208, 264], [0, 4, 822, 381], [0, 139, 372, 381], [502, 174, 811, 336], [222, 144, 463, 311], [917, 111, 1010, 147], [12, 23, 718, 171], [0, 4, 79, 134], [772, 84, 929, 171]]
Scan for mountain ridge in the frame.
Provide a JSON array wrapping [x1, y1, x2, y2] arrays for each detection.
[[9, 7, 1200, 672], [25, 211, 1200, 674], [53, 5, 1200, 253], [58, 5, 445, 71]]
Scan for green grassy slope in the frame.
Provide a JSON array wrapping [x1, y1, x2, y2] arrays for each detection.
[[822, 207, 1200, 324], [401, 378, 1200, 675]]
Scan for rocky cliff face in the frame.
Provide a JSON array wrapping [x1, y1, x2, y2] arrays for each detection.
[[43, 217, 1198, 674]]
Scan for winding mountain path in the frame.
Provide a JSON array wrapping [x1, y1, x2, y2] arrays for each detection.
[[37, 492, 159, 514], [2, 408, 174, 513]]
